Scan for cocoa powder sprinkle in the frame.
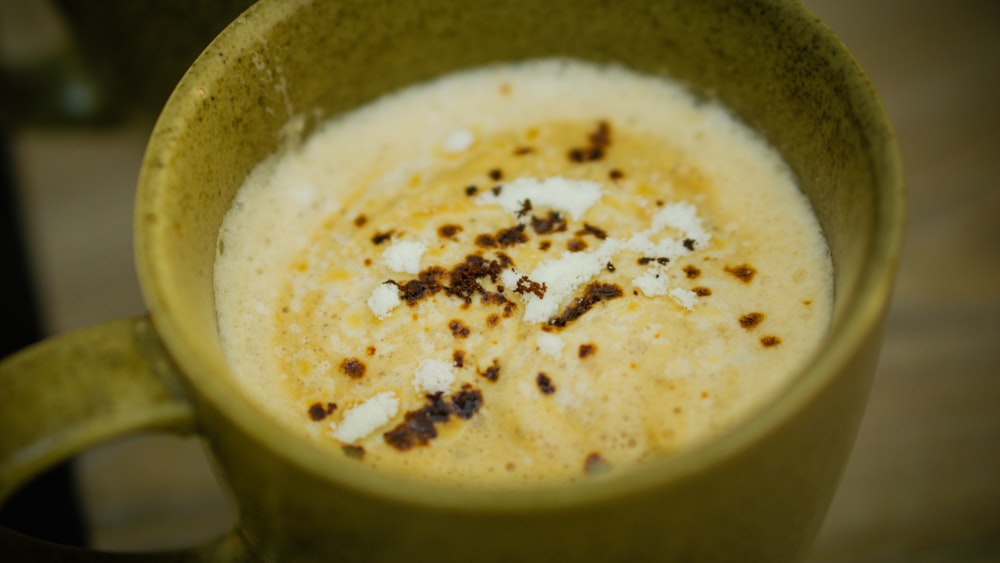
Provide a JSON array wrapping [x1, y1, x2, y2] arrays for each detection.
[[371, 230, 394, 245], [438, 224, 463, 239], [576, 223, 608, 240], [340, 358, 366, 378], [683, 265, 701, 279], [478, 359, 500, 382], [725, 263, 757, 283], [548, 282, 624, 329], [308, 403, 329, 421], [536, 373, 556, 394], [531, 211, 568, 234], [760, 335, 782, 347], [739, 312, 765, 330], [449, 319, 471, 338]]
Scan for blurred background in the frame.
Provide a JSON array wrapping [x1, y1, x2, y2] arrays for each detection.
[[1, 0, 997, 560]]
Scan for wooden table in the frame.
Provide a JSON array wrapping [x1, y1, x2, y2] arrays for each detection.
[[5, 0, 998, 559]]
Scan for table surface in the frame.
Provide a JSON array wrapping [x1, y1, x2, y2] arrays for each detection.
[[5, 0, 999, 560]]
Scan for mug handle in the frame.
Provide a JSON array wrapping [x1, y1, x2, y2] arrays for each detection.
[[0, 316, 247, 561]]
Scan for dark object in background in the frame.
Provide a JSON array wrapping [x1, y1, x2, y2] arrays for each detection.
[[0, 1, 256, 544], [0, 139, 86, 546], [53, 0, 256, 118]]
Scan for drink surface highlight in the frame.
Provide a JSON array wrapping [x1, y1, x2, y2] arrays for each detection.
[[214, 59, 832, 486]]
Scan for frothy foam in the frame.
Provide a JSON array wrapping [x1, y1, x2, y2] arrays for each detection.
[[214, 59, 833, 486]]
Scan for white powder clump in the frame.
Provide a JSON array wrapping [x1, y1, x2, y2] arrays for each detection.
[[382, 240, 427, 274], [332, 391, 399, 443], [476, 176, 603, 220], [632, 268, 669, 297], [519, 242, 617, 323], [651, 202, 711, 249], [536, 333, 565, 360], [441, 129, 475, 153], [413, 358, 455, 394], [669, 288, 699, 311], [367, 282, 401, 319]]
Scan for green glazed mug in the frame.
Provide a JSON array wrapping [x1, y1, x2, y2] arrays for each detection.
[[0, 0, 904, 560]]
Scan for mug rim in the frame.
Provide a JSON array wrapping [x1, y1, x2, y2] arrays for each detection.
[[134, 0, 905, 510]]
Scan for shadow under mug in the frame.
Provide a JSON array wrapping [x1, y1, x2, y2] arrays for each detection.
[[0, 0, 904, 560]]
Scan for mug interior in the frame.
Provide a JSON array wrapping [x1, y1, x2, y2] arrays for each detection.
[[135, 0, 903, 502]]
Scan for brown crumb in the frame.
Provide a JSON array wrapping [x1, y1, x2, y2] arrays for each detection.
[[449, 319, 471, 338], [738, 312, 765, 330], [575, 223, 608, 240], [516, 199, 533, 219], [514, 146, 534, 156], [693, 286, 712, 296], [579, 344, 597, 359], [609, 168, 624, 180], [760, 335, 782, 347], [363, 258, 372, 267], [568, 121, 612, 163], [383, 393, 452, 451], [488, 168, 503, 181], [308, 402, 333, 421], [394, 267, 445, 305], [496, 224, 528, 247], [683, 265, 701, 279], [548, 282, 623, 329], [515, 276, 547, 299], [353, 214, 368, 227], [340, 358, 366, 378], [453, 350, 465, 368], [365, 346, 376, 356], [465, 185, 478, 196], [567, 238, 588, 252], [371, 230, 394, 245], [725, 263, 757, 283], [478, 359, 501, 382], [475, 233, 498, 248], [536, 373, 556, 394], [438, 224, 463, 239], [606, 262, 616, 272], [451, 387, 483, 419], [683, 238, 696, 251], [486, 313, 501, 328], [539, 240, 552, 251], [531, 210, 568, 234]]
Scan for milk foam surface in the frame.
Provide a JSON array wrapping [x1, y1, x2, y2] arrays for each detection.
[[214, 59, 833, 486]]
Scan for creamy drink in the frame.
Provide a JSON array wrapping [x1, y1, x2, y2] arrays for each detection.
[[214, 59, 832, 486]]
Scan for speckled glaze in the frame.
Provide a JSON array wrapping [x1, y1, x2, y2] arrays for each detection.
[[0, 0, 903, 560]]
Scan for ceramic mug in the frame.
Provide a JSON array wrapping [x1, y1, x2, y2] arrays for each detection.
[[0, 0, 904, 560]]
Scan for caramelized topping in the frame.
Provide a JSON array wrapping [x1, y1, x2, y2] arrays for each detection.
[[725, 263, 757, 283], [548, 282, 624, 329]]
